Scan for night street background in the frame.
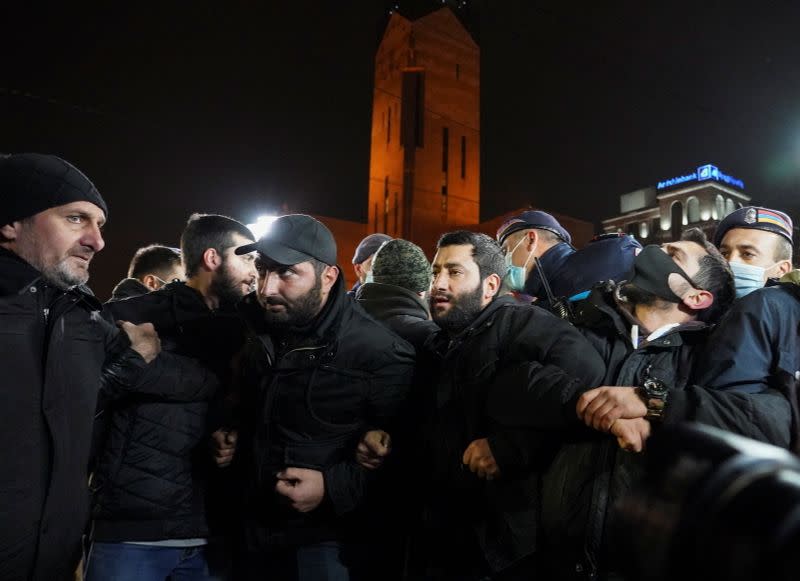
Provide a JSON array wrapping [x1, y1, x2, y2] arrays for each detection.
[[3, 0, 800, 297]]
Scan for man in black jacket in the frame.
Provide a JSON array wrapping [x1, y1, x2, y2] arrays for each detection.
[[233, 214, 415, 580], [0, 153, 170, 581], [109, 244, 184, 301], [355, 238, 437, 351], [410, 230, 606, 580], [86, 214, 258, 581], [539, 228, 790, 580]]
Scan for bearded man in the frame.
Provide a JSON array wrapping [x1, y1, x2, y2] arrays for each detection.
[[232, 214, 415, 581], [409, 230, 605, 580], [86, 213, 258, 581]]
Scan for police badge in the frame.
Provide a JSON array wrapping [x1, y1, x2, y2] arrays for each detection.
[[744, 208, 757, 224]]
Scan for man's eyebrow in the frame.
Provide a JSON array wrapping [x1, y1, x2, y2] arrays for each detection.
[[735, 243, 761, 254], [443, 261, 465, 269]]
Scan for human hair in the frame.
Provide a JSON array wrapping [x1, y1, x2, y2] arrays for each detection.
[[127, 244, 182, 280], [773, 236, 794, 264], [437, 230, 508, 280], [681, 228, 735, 324], [180, 213, 254, 277]]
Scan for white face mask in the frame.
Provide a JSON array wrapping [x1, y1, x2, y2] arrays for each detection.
[[729, 260, 780, 298], [364, 270, 374, 284]]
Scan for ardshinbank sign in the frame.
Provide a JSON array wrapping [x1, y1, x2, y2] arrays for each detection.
[[657, 164, 745, 190]]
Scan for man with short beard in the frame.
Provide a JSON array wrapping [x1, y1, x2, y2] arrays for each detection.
[[86, 214, 258, 581], [0, 153, 172, 581], [232, 214, 415, 580], [408, 230, 605, 580], [537, 228, 791, 580]]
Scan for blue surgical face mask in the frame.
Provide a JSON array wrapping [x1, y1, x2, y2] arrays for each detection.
[[504, 236, 536, 292], [365, 270, 374, 284], [729, 260, 773, 298]]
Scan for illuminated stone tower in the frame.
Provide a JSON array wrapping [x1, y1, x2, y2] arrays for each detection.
[[368, 7, 479, 253]]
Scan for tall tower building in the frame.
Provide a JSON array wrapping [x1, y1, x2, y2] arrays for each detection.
[[368, 8, 480, 253]]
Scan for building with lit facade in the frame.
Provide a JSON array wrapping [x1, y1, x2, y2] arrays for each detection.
[[602, 163, 751, 244], [309, 7, 593, 287]]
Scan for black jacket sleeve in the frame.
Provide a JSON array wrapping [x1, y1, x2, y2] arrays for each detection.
[[487, 308, 606, 430], [484, 307, 606, 473], [323, 338, 415, 515]]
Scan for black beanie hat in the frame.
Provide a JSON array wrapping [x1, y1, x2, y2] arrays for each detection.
[[372, 239, 432, 292], [0, 153, 108, 226]]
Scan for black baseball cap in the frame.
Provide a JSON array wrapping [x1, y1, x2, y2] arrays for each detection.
[[235, 214, 337, 265]]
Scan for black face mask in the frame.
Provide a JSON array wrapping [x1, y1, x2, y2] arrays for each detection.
[[629, 245, 697, 303]]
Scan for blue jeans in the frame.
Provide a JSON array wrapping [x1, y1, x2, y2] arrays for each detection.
[[85, 542, 227, 581], [241, 542, 350, 581]]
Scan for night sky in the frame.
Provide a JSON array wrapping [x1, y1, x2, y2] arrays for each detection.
[[3, 1, 800, 298]]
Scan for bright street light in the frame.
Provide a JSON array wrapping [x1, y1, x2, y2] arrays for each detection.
[[247, 215, 277, 240]]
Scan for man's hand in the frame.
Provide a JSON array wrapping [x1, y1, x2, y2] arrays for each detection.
[[576, 386, 647, 432], [356, 430, 392, 470], [462, 438, 500, 480], [118, 321, 161, 363], [275, 467, 325, 513], [211, 429, 237, 468], [610, 418, 651, 453]]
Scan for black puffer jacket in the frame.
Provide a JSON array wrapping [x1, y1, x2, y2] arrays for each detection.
[[236, 276, 415, 549], [0, 249, 190, 581], [354, 281, 438, 350], [417, 296, 606, 574], [108, 277, 150, 301], [92, 282, 245, 542]]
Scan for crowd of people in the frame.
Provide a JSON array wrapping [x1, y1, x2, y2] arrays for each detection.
[[1, 152, 798, 581]]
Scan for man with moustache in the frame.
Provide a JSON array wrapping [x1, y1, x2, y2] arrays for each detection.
[[233, 214, 414, 580], [86, 214, 258, 581], [538, 228, 791, 580], [411, 230, 605, 580], [0, 153, 170, 581]]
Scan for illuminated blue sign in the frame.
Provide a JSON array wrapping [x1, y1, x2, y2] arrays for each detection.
[[657, 164, 744, 190]]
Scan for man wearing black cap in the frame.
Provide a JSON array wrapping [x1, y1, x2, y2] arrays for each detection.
[[0, 153, 169, 581], [496, 210, 641, 311], [349, 232, 392, 295], [232, 215, 414, 580]]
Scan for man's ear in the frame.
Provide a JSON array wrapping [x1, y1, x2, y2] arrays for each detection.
[[141, 274, 160, 291], [682, 288, 714, 312], [775, 259, 793, 278], [322, 265, 339, 294], [202, 248, 221, 272], [525, 230, 538, 251], [0, 223, 19, 242], [483, 273, 502, 301]]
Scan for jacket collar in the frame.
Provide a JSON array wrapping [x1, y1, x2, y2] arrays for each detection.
[[355, 282, 430, 321], [0, 247, 100, 308], [576, 283, 708, 347], [427, 295, 515, 355]]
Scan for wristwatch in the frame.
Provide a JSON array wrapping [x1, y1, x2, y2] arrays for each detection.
[[639, 376, 669, 420]]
